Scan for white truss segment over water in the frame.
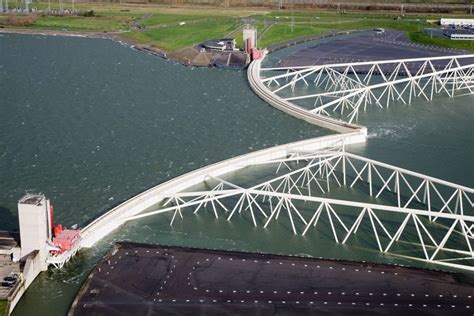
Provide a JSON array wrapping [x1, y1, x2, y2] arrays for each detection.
[[261, 55, 474, 123], [76, 55, 473, 273], [125, 145, 474, 272], [80, 133, 366, 248]]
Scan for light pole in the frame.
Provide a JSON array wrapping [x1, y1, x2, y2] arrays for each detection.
[[291, 0, 294, 33]]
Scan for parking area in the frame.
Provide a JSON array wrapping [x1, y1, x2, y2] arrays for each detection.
[[0, 255, 20, 299], [0, 232, 21, 300], [275, 30, 473, 69]]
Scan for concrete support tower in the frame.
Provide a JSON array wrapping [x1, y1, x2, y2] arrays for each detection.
[[17, 194, 53, 270], [243, 26, 257, 53]]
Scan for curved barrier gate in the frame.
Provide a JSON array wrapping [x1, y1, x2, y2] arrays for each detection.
[[76, 53, 473, 272]]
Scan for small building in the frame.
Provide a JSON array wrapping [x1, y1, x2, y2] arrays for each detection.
[[52, 228, 81, 254], [443, 29, 474, 40], [201, 38, 237, 52], [440, 18, 474, 28], [0, 231, 21, 261]]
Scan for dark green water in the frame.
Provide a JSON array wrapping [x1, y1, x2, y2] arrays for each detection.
[[0, 34, 328, 230], [0, 34, 472, 315]]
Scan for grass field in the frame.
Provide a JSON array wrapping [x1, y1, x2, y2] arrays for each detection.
[[1, 2, 473, 52], [122, 18, 241, 51], [140, 13, 211, 27], [31, 15, 129, 31], [409, 31, 474, 50], [0, 300, 7, 316], [256, 12, 474, 51]]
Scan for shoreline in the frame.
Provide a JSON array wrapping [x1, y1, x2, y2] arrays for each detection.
[[0, 27, 251, 68], [0, 27, 366, 69], [0, 27, 177, 62], [0, 28, 252, 70]]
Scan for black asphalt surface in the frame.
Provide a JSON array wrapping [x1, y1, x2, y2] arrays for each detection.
[[275, 30, 474, 72], [69, 242, 474, 315]]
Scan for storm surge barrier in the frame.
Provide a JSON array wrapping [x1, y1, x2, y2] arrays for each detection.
[[258, 54, 474, 123], [123, 146, 474, 271], [80, 133, 366, 247], [77, 53, 473, 273]]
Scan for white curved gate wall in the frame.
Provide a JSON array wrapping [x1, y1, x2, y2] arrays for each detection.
[[247, 57, 367, 134], [80, 131, 366, 247]]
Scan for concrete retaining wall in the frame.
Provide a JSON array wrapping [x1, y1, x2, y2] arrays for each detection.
[[7, 284, 24, 316], [6, 251, 43, 315], [22, 251, 43, 288]]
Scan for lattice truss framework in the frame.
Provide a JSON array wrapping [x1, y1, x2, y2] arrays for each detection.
[[126, 146, 474, 272], [260, 55, 474, 123], [47, 245, 81, 269]]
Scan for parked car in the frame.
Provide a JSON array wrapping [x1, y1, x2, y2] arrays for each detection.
[[3, 276, 17, 282], [1, 280, 16, 288]]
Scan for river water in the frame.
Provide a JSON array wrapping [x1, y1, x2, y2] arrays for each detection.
[[0, 34, 472, 315]]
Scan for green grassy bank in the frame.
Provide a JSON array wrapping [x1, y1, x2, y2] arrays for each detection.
[[0, 299, 8, 316], [1, 3, 473, 52]]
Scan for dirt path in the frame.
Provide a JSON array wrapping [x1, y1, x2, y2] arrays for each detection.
[[129, 12, 152, 29]]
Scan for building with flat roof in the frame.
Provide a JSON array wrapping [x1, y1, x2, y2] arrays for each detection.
[[443, 28, 474, 40], [440, 18, 474, 28], [201, 38, 237, 52], [0, 232, 20, 261]]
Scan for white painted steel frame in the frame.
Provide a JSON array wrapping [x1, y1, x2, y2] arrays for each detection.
[[125, 147, 473, 272], [260, 55, 474, 123], [68, 55, 472, 273], [47, 242, 82, 269], [79, 133, 366, 248]]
